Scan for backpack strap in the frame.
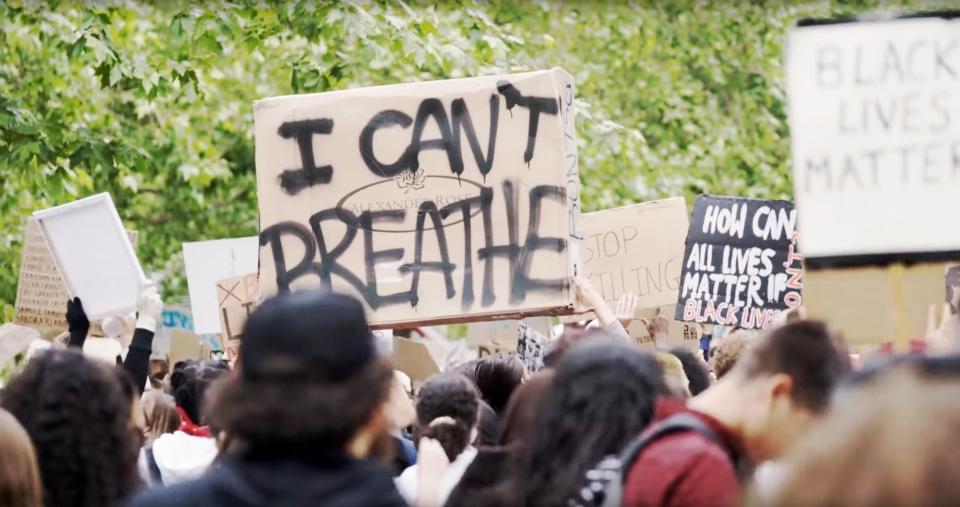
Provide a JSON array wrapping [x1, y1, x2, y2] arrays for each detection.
[[617, 412, 731, 482]]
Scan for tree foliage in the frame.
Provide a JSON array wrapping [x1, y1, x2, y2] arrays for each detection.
[[0, 0, 953, 311]]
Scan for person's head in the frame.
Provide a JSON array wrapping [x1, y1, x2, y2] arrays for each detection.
[[947, 266, 960, 314], [414, 372, 481, 461], [170, 358, 230, 426], [719, 320, 849, 461], [498, 370, 554, 446], [472, 353, 525, 415], [670, 347, 712, 395], [474, 399, 500, 447], [542, 327, 609, 368], [207, 291, 394, 457], [655, 351, 691, 399], [708, 329, 756, 379], [516, 338, 665, 507], [753, 366, 960, 507], [0, 349, 141, 507], [0, 409, 42, 507], [148, 357, 170, 390], [140, 390, 181, 445]]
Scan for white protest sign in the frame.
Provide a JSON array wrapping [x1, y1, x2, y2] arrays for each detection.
[[580, 197, 688, 309], [0, 324, 41, 367], [786, 15, 960, 263], [254, 68, 582, 327], [182, 237, 259, 335], [33, 193, 144, 320]]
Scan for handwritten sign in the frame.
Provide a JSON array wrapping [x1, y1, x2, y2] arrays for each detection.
[[182, 237, 259, 335], [14, 218, 139, 330], [33, 194, 144, 320], [675, 196, 802, 329], [580, 197, 688, 308], [786, 15, 960, 265], [216, 273, 258, 340], [0, 324, 41, 367], [254, 68, 582, 327]]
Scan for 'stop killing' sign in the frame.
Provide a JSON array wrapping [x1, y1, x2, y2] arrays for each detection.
[[786, 14, 960, 265], [253, 69, 582, 327]]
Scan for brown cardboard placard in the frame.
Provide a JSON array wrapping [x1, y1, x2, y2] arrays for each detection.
[[169, 329, 204, 366], [392, 337, 441, 382], [254, 68, 582, 328], [216, 273, 258, 341], [804, 263, 946, 346], [580, 197, 688, 309], [0, 324, 42, 367], [14, 218, 139, 332]]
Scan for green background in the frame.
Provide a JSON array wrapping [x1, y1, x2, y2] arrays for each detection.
[[1, 0, 954, 314]]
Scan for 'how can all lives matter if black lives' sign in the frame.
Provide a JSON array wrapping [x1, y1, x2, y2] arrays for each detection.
[[675, 196, 803, 329]]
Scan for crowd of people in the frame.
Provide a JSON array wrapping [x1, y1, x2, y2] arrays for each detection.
[[0, 276, 958, 507]]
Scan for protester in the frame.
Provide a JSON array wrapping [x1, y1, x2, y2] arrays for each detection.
[[708, 329, 757, 379], [65, 281, 163, 395], [445, 370, 555, 507], [512, 337, 665, 507], [753, 364, 960, 507], [655, 351, 692, 399], [622, 320, 849, 507], [670, 347, 712, 396], [396, 372, 481, 507], [473, 353, 525, 416], [126, 291, 406, 507], [384, 372, 418, 476], [140, 390, 180, 446], [2, 349, 142, 507], [475, 400, 501, 447], [0, 408, 42, 507], [138, 359, 231, 487]]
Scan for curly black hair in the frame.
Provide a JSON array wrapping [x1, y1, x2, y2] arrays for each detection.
[[170, 359, 230, 425], [415, 373, 480, 461], [513, 338, 665, 507], [1, 348, 141, 507]]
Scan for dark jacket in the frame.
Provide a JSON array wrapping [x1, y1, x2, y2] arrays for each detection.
[[444, 446, 513, 507], [126, 451, 408, 507]]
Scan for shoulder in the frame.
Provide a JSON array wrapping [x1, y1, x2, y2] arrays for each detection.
[[394, 464, 419, 502], [623, 432, 738, 507], [124, 477, 217, 507]]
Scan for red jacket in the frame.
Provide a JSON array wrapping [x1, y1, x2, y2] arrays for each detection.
[[623, 404, 745, 507]]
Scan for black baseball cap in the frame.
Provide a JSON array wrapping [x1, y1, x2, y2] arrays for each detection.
[[240, 291, 375, 382]]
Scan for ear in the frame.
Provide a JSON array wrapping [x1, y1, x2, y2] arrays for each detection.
[[768, 373, 794, 404]]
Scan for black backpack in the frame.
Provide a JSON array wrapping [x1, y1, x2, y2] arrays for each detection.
[[571, 413, 728, 507]]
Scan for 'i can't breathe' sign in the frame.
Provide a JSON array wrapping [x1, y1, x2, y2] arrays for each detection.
[[675, 196, 803, 330], [786, 15, 960, 265]]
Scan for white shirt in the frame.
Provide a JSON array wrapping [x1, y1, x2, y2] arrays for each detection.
[[395, 446, 478, 506]]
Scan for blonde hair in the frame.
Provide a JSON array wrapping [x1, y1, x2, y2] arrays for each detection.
[[140, 390, 180, 445], [655, 352, 691, 399], [708, 330, 757, 379], [754, 368, 960, 507], [0, 409, 42, 507]]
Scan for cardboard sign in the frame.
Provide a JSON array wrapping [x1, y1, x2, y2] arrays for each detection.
[[0, 324, 41, 367], [392, 337, 441, 383], [786, 15, 960, 265], [626, 308, 703, 350], [32, 194, 144, 320], [182, 237, 259, 335], [254, 68, 582, 328], [466, 316, 552, 355], [580, 197, 688, 308], [217, 273, 258, 340], [675, 196, 802, 329], [805, 263, 946, 345]]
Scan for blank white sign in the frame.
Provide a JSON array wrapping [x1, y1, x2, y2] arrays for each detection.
[[33, 193, 144, 320], [182, 237, 259, 335], [786, 16, 960, 260]]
